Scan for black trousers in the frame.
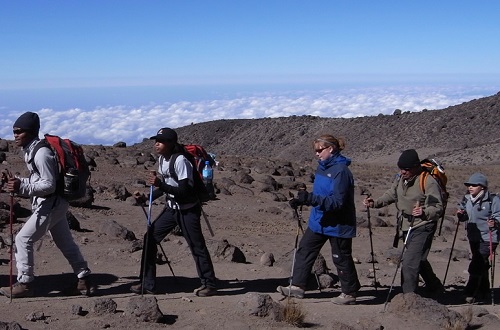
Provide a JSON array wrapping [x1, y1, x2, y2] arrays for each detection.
[[401, 222, 441, 293], [465, 241, 498, 296], [292, 228, 360, 295], [139, 204, 216, 291]]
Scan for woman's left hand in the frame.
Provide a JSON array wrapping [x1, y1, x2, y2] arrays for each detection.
[[487, 218, 497, 228]]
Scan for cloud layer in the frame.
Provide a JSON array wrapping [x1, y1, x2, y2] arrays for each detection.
[[1, 85, 497, 146]]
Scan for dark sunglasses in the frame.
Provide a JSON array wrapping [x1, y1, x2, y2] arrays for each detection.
[[13, 129, 27, 135], [315, 147, 328, 153], [466, 184, 480, 187]]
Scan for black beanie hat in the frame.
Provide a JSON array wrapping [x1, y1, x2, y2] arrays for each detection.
[[13, 112, 40, 132], [397, 149, 421, 169]]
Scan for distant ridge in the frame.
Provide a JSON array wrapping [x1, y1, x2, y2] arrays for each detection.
[[141, 91, 500, 166]]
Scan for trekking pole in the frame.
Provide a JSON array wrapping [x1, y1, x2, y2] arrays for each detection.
[[138, 203, 177, 280], [383, 202, 419, 312], [141, 184, 154, 296], [9, 192, 14, 303], [200, 206, 215, 237], [383, 222, 412, 312], [292, 205, 322, 293], [288, 206, 301, 298], [489, 227, 495, 306], [442, 219, 460, 287], [3, 170, 14, 303], [362, 192, 378, 291]]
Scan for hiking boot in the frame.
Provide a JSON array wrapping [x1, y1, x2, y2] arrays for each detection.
[[464, 296, 475, 304], [331, 292, 356, 305], [130, 283, 156, 295], [194, 285, 217, 297], [61, 276, 95, 296], [77, 276, 95, 296], [276, 285, 305, 299], [0, 282, 34, 298]]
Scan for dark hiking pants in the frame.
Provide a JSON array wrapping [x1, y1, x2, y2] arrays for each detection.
[[465, 241, 498, 296], [139, 204, 216, 291], [401, 221, 441, 293], [292, 228, 360, 295]]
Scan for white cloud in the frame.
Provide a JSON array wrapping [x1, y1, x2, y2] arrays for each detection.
[[1, 85, 498, 145]]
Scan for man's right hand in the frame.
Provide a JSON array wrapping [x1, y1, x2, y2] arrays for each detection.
[[363, 197, 374, 208]]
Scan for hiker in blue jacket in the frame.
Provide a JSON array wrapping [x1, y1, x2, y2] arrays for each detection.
[[277, 134, 360, 305], [457, 172, 500, 303]]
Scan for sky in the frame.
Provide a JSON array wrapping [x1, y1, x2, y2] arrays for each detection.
[[1, 1, 499, 145]]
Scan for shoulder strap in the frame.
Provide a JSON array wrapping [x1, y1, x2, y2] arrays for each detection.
[[168, 153, 181, 182], [28, 139, 51, 175], [419, 171, 429, 194]]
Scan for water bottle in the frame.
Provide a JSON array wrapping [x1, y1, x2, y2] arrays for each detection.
[[63, 168, 79, 196], [202, 161, 213, 182], [202, 160, 216, 199]]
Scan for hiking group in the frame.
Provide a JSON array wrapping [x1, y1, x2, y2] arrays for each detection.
[[1, 112, 499, 307]]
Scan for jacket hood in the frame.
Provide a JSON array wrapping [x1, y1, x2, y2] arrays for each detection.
[[318, 152, 351, 169]]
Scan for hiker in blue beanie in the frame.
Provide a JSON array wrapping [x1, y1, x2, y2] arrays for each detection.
[[457, 172, 500, 303]]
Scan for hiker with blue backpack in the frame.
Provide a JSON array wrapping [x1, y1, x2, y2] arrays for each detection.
[[457, 172, 499, 304], [364, 149, 444, 298], [130, 127, 217, 297], [0, 112, 92, 299]]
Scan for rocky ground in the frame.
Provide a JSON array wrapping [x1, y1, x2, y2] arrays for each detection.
[[0, 92, 500, 329]]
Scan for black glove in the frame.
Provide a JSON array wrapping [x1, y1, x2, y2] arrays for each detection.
[[297, 190, 311, 205], [289, 198, 301, 209], [133, 191, 147, 205], [289, 190, 311, 209]]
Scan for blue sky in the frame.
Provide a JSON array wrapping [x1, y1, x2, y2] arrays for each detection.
[[1, 1, 499, 145]]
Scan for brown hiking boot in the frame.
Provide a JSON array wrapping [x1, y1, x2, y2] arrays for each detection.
[[0, 282, 34, 298], [194, 285, 217, 297], [77, 276, 95, 296], [62, 276, 95, 296], [130, 283, 156, 295]]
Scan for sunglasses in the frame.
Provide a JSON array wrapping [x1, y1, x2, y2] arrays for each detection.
[[315, 147, 329, 153], [466, 184, 480, 187], [13, 129, 27, 135]]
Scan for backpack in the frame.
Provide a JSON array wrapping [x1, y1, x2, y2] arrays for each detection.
[[30, 134, 91, 201], [419, 158, 449, 204], [168, 145, 214, 203], [419, 158, 449, 235], [182, 144, 216, 176]]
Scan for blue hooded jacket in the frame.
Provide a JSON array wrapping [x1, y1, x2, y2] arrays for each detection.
[[307, 152, 356, 238]]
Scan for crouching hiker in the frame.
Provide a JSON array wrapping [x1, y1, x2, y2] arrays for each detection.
[[277, 134, 361, 305], [0, 112, 92, 299], [130, 127, 217, 297], [364, 149, 444, 296], [457, 173, 499, 303]]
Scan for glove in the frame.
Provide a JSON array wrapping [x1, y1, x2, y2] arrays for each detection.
[[297, 190, 311, 205], [289, 198, 301, 209], [288, 190, 312, 209], [133, 191, 147, 205]]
